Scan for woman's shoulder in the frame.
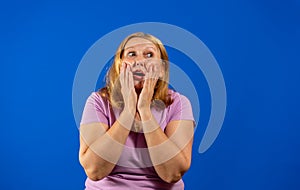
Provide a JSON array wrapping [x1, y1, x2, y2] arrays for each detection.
[[166, 89, 193, 113], [87, 88, 110, 106], [167, 89, 190, 104], [165, 89, 194, 122]]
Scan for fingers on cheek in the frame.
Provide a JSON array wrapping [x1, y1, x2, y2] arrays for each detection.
[[150, 65, 155, 81], [120, 62, 126, 75], [151, 65, 159, 79], [148, 63, 155, 73], [156, 66, 160, 79], [119, 70, 124, 85], [128, 68, 133, 87], [150, 65, 155, 75], [126, 66, 131, 85]]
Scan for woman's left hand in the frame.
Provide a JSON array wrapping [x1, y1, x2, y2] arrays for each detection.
[[137, 64, 160, 114]]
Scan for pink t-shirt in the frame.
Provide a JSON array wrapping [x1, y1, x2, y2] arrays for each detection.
[[80, 89, 194, 190]]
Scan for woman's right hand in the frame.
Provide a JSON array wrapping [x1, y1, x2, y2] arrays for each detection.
[[119, 62, 137, 116]]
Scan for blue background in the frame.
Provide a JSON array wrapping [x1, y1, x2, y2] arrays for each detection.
[[1, 0, 299, 189]]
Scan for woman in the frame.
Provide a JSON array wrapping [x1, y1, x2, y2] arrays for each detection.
[[79, 32, 195, 190]]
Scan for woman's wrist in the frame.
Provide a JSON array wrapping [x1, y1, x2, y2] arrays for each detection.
[[138, 107, 152, 121], [142, 118, 160, 134], [118, 108, 135, 130], [123, 105, 136, 116], [138, 110, 161, 133]]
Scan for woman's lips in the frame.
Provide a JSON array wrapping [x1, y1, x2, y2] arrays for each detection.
[[133, 71, 145, 81], [133, 72, 145, 76]]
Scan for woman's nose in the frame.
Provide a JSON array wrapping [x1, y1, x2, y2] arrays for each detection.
[[133, 56, 145, 67], [134, 61, 144, 67]]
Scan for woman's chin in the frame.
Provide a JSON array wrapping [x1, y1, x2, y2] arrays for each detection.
[[134, 81, 144, 89]]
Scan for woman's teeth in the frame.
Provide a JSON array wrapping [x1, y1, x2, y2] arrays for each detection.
[[133, 72, 145, 76]]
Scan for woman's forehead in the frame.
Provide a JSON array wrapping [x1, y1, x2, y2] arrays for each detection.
[[124, 37, 157, 50]]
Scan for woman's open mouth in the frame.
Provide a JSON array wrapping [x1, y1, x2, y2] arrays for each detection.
[[133, 71, 145, 81]]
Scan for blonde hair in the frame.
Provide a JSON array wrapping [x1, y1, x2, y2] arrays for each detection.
[[99, 32, 172, 108]]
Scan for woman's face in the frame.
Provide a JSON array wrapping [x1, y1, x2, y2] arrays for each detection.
[[122, 37, 163, 89]]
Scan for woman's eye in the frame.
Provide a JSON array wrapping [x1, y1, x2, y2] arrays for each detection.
[[146, 52, 153, 58], [128, 52, 135, 57]]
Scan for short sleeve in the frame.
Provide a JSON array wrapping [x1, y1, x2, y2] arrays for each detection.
[[167, 92, 195, 123], [80, 92, 109, 125]]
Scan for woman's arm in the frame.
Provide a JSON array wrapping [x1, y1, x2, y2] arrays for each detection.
[[137, 64, 194, 183], [140, 110, 194, 183], [79, 63, 137, 181], [79, 109, 134, 181]]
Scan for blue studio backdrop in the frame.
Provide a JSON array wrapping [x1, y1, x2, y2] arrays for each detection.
[[1, 0, 300, 189]]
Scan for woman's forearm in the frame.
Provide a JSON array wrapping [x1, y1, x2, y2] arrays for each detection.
[[140, 109, 193, 183], [79, 109, 134, 181], [144, 128, 191, 183]]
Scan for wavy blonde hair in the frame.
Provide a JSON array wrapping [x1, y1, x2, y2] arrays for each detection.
[[99, 32, 172, 108]]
